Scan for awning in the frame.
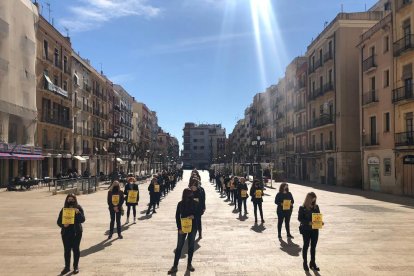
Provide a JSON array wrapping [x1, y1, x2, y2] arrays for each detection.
[[74, 156, 87, 163], [0, 153, 12, 159], [11, 154, 44, 160], [63, 154, 72, 158], [81, 156, 89, 160], [116, 158, 123, 163]]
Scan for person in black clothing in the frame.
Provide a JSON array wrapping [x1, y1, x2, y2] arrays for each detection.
[[237, 177, 249, 215], [250, 179, 265, 224], [124, 177, 139, 224], [107, 181, 124, 239], [298, 192, 322, 272], [215, 172, 221, 191], [146, 175, 159, 215], [189, 178, 206, 239], [168, 188, 198, 274], [275, 182, 294, 239], [57, 193, 85, 275], [231, 177, 239, 210], [225, 176, 232, 201]]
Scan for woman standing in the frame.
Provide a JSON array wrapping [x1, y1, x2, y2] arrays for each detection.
[[146, 175, 159, 215], [124, 177, 139, 224], [57, 194, 85, 275], [168, 188, 198, 274], [275, 183, 294, 239], [249, 179, 265, 224], [107, 181, 124, 239], [237, 177, 249, 215], [298, 192, 321, 272]]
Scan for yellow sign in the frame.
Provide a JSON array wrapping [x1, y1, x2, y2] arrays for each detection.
[[154, 184, 160, 193], [255, 190, 262, 199], [62, 208, 75, 225], [112, 195, 120, 205], [312, 213, 323, 229], [241, 190, 247, 198], [283, 200, 291, 210], [127, 190, 138, 203], [181, 218, 192, 233]]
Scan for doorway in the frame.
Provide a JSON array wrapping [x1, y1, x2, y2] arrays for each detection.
[[368, 165, 380, 191]]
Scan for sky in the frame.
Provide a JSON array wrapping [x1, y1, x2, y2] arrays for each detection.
[[36, 0, 378, 150]]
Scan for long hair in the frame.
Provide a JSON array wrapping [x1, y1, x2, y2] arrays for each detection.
[[303, 192, 317, 209], [279, 182, 288, 193], [64, 193, 78, 208]]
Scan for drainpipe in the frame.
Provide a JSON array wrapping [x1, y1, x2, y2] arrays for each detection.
[[361, 44, 365, 191], [333, 32, 338, 186]]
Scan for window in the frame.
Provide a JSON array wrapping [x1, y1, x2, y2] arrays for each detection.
[[384, 112, 390, 132], [193, 146, 198, 150], [53, 75, 58, 86], [200, 146, 205, 150], [371, 76, 376, 91], [383, 36, 389, 53], [319, 105, 324, 115], [328, 69, 333, 84], [64, 56, 68, 72], [384, 2, 391, 11], [384, 158, 391, 176], [54, 48, 59, 67], [193, 139, 197, 142], [370, 46, 375, 57], [63, 81, 67, 91], [43, 40, 48, 59], [384, 70, 390, 87]]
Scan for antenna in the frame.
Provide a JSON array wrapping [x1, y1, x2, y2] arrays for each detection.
[[64, 27, 70, 38], [46, 1, 52, 23], [99, 62, 103, 75], [341, 4, 344, 13]]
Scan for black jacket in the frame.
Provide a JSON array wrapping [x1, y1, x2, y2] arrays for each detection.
[[175, 200, 197, 231], [107, 190, 124, 208], [57, 205, 85, 236], [250, 186, 263, 203], [237, 183, 249, 199], [275, 192, 294, 213], [193, 187, 206, 215], [124, 183, 139, 205], [298, 204, 321, 231]]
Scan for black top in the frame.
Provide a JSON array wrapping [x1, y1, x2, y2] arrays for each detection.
[[298, 204, 321, 231], [124, 183, 139, 205], [107, 190, 125, 208], [148, 179, 160, 195], [175, 200, 197, 230], [192, 187, 206, 214], [57, 205, 85, 236], [275, 192, 294, 213], [249, 186, 263, 203], [237, 183, 249, 198]]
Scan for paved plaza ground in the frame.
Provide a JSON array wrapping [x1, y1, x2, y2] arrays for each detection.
[[1, 170, 414, 276]]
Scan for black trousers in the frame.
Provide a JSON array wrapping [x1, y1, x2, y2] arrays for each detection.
[[173, 228, 196, 267], [62, 232, 82, 269], [195, 215, 202, 236], [226, 188, 230, 200], [232, 192, 238, 207], [127, 205, 136, 218], [302, 230, 319, 264], [238, 198, 248, 213], [277, 211, 292, 235], [253, 202, 264, 221], [109, 209, 122, 235]]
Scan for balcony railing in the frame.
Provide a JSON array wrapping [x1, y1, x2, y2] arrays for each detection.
[[284, 126, 293, 133], [362, 90, 379, 106], [83, 148, 92, 155], [324, 82, 334, 93], [309, 144, 316, 152], [314, 59, 323, 70], [323, 51, 333, 62], [309, 87, 323, 101], [295, 145, 307, 154], [395, 131, 414, 147], [397, 0, 412, 11], [309, 114, 334, 129], [394, 34, 414, 57], [293, 125, 307, 134], [325, 141, 334, 151], [294, 102, 306, 112], [363, 133, 379, 146], [286, 144, 294, 152], [362, 55, 377, 72], [392, 84, 414, 103], [93, 131, 107, 140], [276, 131, 285, 139], [41, 115, 72, 129]]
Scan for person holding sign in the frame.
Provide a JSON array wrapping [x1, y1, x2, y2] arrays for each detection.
[[124, 177, 139, 224], [189, 178, 206, 240], [275, 183, 294, 239], [237, 177, 249, 215], [146, 175, 159, 215], [298, 192, 322, 272], [249, 179, 265, 224], [107, 181, 124, 240], [168, 188, 198, 274], [57, 194, 85, 275]]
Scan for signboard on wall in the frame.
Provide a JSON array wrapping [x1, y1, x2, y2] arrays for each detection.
[[368, 157, 380, 165]]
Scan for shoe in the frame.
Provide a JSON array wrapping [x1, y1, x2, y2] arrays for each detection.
[[187, 264, 195, 272], [198, 234, 203, 239], [168, 266, 178, 274], [108, 234, 113, 240], [278, 234, 282, 239], [261, 220, 265, 223], [153, 210, 157, 213], [303, 262, 309, 272], [245, 211, 249, 214], [73, 267, 79, 274], [310, 262, 320, 271], [287, 234, 294, 239], [60, 267, 70, 275], [118, 234, 123, 239], [126, 218, 129, 224], [255, 219, 258, 224]]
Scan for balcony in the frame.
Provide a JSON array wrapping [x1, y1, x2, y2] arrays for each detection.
[[394, 34, 414, 57], [293, 125, 307, 134], [325, 141, 334, 151], [395, 131, 414, 147], [363, 133, 379, 147], [314, 59, 323, 70], [362, 90, 379, 106], [83, 104, 93, 113], [392, 84, 414, 103], [286, 144, 294, 152], [295, 145, 307, 154], [84, 84, 91, 93], [82, 148, 92, 155], [396, 0, 412, 11], [294, 102, 306, 112], [323, 51, 333, 62], [276, 131, 285, 139], [41, 115, 72, 129], [93, 131, 107, 140], [309, 87, 324, 101], [276, 112, 285, 119], [309, 144, 316, 152], [362, 55, 377, 72], [309, 114, 334, 129], [324, 82, 334, 93]]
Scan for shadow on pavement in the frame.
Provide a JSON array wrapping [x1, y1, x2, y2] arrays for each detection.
[[251, 223, 266, 233], [80, 237, 119, 257], [279, 238, 301, 257], [237, 214, 248, 221], [174, 238, 201, 259], [103, 223, 132, 235]]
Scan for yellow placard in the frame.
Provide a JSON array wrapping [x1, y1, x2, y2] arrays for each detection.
[[241, 190, 247, 198], [312, 213, 323, 229], [181, 218, 192, 233], [62, 208, 75, 225], [127, 190, 138, 203], [255, 190, 262, 199], [154, 184, 160, 193], [283, 200, 291, 210], [112, 195, 120, 205]]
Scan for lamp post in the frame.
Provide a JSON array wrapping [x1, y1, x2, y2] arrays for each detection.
[[146, 149, 150, 174], [224, 154, 227, 173], [232, 151, 235, 176], [251, 135, 266, 180], [108, 129, 124, 174]]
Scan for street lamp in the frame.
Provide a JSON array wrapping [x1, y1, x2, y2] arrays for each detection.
[[108, 129, 124, 174], [232, 151, 235, 176], [251, 135, 266, 180]]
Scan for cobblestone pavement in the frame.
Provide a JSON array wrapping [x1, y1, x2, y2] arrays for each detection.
[[1, 170, 414, 276]]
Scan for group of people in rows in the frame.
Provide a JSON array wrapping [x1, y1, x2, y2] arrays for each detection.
[[56, 168, 322, 275], [210, 170, 323, 272]]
